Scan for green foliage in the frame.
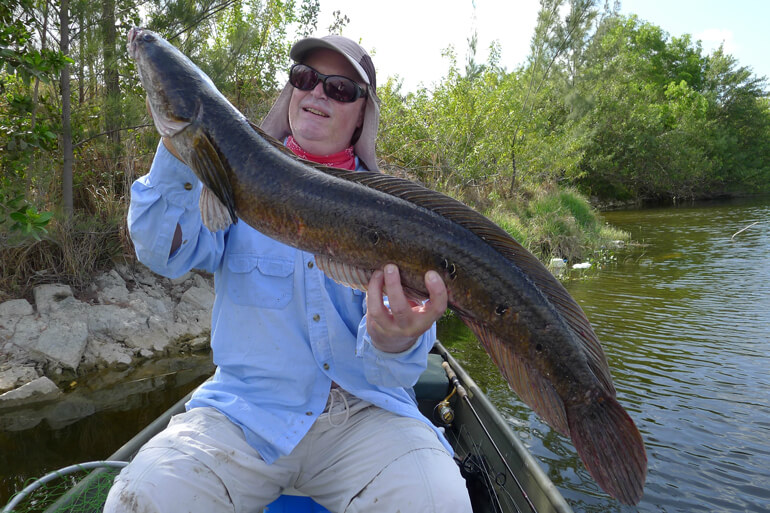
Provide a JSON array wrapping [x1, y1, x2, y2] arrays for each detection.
[[485, 186, 627, 264], [0, 192, 53, 241], [571, 14, 770, 199], [1, 0, 768, 297]]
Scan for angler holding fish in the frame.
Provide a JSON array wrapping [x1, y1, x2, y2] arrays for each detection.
[[107, 30, 472, 512], [117, 25, 647, 511]]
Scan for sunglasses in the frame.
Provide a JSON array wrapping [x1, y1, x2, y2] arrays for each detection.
[[289, 63, 367, 103]]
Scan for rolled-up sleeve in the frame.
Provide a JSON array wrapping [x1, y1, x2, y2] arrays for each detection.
[[128, 141, 226, 278]]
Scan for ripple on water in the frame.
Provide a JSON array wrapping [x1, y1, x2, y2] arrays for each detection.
[[445, 197, 770, 512]]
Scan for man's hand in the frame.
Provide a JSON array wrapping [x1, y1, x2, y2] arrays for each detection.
[[365, 264, 447, 353], [145, 95, 184, 162]]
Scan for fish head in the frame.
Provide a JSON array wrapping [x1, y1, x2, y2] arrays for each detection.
[[127, 27, 212, 138]]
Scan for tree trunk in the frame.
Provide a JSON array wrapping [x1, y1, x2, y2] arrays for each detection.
[[101, 0, 120, 146], [60, 0, 73, 218], [78, 7, 84, 105], [509, 133, 518, 195]]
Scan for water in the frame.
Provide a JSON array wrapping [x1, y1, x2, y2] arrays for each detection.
[[0, 355, 213, 506], [439, 195, 770, 512]]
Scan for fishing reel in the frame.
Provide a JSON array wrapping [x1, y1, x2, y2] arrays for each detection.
[[436, 399, 455, 425]]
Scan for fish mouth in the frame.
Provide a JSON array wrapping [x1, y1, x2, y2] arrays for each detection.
[[127, 27, 142, 58]]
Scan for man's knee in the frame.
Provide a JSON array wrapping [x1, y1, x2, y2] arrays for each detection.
[[346, 448, 472, 513], [103, 446, 234, 513]]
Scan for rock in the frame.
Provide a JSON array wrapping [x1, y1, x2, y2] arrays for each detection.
[[178, 285, 215, 313], [0, 299, 34, 342], [0, 366, 40, 394], [8, 315, 47, 354], [31, 311, 89, 369], [0, 298, 34, 318], [1, 267, 217, 411], [33, 283, 74, 314], [87, 304, 146, 343], [0, 376, 61, 409], [96, 270, 130, 304], [188, 335, 210, 352], [170, 272, 193, 286], [83, 338, 133, 367]]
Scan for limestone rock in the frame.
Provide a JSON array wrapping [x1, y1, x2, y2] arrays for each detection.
[[0, 376, 61, 409], [0, 298, 34, 318], [33, 284, 74, 314], [0, 366, 40, 394], [96, 270, 131, 304]]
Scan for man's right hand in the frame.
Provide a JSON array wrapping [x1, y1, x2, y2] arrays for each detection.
[[146, 95, 184, 162]]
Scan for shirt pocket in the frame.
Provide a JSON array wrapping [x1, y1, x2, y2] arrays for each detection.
[[225, 254, 295, 308]]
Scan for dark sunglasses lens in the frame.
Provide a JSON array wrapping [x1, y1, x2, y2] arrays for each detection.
[[324, 76, 358, 102], [290, 65, 319, 90]]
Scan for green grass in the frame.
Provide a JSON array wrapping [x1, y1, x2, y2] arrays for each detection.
[[483, 185, 630, 268]]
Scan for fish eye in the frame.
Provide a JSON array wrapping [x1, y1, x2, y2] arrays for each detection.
[[142, 33, 155, 42]]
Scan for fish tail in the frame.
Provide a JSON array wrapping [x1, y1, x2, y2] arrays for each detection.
[[567, 394, 647, 505]]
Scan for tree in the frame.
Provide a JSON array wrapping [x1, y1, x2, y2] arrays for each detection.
[[507, 0, 598, 193], [60, 0, 73, 217]]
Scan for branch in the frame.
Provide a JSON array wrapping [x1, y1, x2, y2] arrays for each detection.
[[74, 123, 154, 148], [731, 221, 760, 240]]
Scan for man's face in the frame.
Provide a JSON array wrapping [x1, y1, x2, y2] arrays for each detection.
[[288, 48, 366, 155]]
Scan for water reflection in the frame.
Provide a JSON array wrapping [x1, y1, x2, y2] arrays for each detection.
[[440, 196, 770, 512], [0, 354, 214, 505]]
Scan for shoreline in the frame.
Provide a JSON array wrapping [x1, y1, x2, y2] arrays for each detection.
[[0, 263, 216, 427]]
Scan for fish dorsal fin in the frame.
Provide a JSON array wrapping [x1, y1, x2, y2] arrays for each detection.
[[247, 120, 613, 391]]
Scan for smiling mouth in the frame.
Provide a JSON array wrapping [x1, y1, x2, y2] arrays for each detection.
[[304, 107, 329, 117]]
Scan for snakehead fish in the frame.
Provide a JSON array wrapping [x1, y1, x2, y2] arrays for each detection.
[[127, 27, 646, 504]]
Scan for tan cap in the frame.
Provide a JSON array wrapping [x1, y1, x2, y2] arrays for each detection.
[[261, 35, 380, 172]]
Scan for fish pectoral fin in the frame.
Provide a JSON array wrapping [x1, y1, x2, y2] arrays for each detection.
[[567, 396, 647, 504], [314, 255, 372, 292], [459, 314, 569, 436], [199, 187, 233, 232], [314, 255, 429, 304], [189, 129, 237, 231]]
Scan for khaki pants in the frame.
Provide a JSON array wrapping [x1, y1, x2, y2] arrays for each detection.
[[104, 389, 472, 513]]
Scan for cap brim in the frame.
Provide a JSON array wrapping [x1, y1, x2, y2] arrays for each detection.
[[290, 38, 371, 86]]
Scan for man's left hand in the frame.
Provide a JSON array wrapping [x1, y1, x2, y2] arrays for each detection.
[[365, 264, 448, 353]]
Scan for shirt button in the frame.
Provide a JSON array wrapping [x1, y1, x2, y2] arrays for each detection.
[[312, 314, 320, 322], [305, 411, 313, 416], [307, 261, 314, 269], [184, 182, 193, 190], [323, 363, 330, 370]]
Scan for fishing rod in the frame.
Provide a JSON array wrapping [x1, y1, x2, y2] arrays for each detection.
[[441, 361, 540, 513]]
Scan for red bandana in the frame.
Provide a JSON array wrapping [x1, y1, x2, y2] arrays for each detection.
[[286, 135, 356, 170]]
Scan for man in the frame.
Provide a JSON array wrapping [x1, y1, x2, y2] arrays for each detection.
[[104, 35, 472, 512]]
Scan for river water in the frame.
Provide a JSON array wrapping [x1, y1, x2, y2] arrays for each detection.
[[439, 195, 770, 512], [2, 197, 769, 511]]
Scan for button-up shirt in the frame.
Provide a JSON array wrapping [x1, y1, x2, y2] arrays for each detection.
[[127, 142, 450, 463]]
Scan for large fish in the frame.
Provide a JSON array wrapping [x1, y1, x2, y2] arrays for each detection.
[[128, 27, 646, 504]]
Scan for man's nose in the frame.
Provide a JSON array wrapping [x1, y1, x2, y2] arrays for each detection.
[[311, 80, 327, 99]]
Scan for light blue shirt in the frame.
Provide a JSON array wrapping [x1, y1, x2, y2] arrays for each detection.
[[127, 142, 450, 463]]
